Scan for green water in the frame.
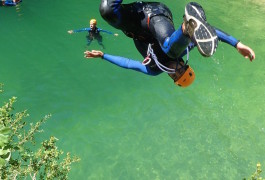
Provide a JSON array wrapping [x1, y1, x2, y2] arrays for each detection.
[[1, 0, 265, 179]]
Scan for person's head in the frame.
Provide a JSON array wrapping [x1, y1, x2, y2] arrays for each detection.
[[167, 60, 195, 87], [90, 19, 97, 30]]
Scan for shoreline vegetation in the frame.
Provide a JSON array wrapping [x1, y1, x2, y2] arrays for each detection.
[[0, 84, 80, 180]]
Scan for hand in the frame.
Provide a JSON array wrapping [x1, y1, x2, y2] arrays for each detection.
[[114, 33, 119, 37], [236, 42, 255, 61], [84, 50, 104, 58], [68, 30, 73, 34]]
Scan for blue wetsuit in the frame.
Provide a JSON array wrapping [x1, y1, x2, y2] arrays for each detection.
[[73, 27, 114, 47], [0, 0, 21, 6], [73, 27, 114, 35], [99, 1, 239, 75]]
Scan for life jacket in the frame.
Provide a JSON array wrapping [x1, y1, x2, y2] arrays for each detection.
[[88, 27, 100, 39]]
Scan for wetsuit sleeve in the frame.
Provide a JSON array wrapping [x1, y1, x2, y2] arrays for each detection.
[[98, 28, 114, 35], [215, 28, 240, 47], [73, 28, 91, 33], [102, 54, 160, 76]]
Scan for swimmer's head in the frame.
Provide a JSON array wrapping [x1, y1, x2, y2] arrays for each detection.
[[167, 60, 195, 87], [90, 19, 97, 29], [90, 19, 97, 25]]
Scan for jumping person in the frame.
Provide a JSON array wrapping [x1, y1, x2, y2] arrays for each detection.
[[84, 1, 255, 87], [68, 19, 118, 48]]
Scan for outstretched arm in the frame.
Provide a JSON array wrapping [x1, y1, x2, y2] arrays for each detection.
[[98, 28, 118, 36], [68, 28, 91, 34], [215, 28, 255, 61], [84, 50, 159, 76]]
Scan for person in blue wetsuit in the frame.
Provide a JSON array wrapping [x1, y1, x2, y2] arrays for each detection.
[[68, 19, 118, 48], [0, 0, 21, 6], [84, 1, 255, 87]]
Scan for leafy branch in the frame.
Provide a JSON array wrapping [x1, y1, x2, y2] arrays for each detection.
[[0, 85, 80, 179]]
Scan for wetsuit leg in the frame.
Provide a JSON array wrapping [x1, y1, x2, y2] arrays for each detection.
[[133, 39, 149, 58], [179, 42, 196, 58], [99, 0, 122, 28], [96, 35, 105, 49], [86, 36, 92, 46], [149, 16, 191, 59]]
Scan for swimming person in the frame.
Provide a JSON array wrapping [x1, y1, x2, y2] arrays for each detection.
[[0, 0, 21, 6], [68, 19, 118, 48], [83, 2, 255, 87]]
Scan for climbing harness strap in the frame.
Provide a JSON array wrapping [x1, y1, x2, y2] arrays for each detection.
[[145, 44, 189, 74]]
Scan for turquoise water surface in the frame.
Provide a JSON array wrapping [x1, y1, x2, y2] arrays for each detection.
[[1, 0, 265, 179]]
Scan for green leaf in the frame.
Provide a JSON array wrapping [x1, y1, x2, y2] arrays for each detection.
[[0, 134, 8, 147], [0, 127, 11, 135], [0, 157, 5, 167], [0, 149, 10, 156]]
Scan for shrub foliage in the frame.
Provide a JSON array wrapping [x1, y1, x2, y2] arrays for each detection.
[[0, 84, 80, 179]]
